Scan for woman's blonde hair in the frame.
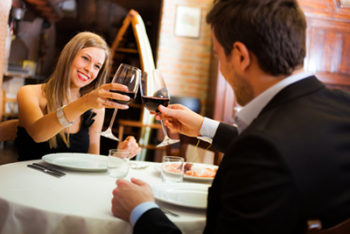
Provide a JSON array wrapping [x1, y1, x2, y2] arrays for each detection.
[[44, 31, 110, 148]]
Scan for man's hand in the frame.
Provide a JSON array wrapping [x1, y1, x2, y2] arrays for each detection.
[[111, 178, 155, 221], [156, 104, 204, 137]]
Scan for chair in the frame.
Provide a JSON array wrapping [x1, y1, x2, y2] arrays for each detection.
[[118, 118, 162, 150], [0, 119, 18, 142], [2, 90, 18, 120], [306, 218, 350, 234], [0, 119, 19, 165], [170, 96, 201, 114]]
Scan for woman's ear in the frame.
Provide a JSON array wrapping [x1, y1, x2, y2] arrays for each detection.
[[232, 42, 251, 71]]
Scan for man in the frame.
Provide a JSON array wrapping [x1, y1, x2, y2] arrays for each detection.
[[111, 0, 350, 233]]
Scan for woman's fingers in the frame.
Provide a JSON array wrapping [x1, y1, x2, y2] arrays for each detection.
[[99, 84, 130, 104], [118, 136, 141, 158], [103, 99, 129, 109]]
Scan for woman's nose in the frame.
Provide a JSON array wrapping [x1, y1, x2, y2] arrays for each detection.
[[84, 62, 94, 73]]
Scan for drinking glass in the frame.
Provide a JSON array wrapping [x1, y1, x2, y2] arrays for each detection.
[[161, 156, 184, 183], [108, 149, 130, 178], [99, 63, 141, 141], [140, 69, 179, 147]]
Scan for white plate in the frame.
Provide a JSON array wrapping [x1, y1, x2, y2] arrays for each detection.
[[153, 183, 209, 209], [184, 163, 218, 182], [42, 153, 108, 172]]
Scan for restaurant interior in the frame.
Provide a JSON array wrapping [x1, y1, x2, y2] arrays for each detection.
[[0, 0, 350, 166], [1, 1, 350, 233]]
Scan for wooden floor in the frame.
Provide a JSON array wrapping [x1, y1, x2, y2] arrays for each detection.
[[0, 141, 18, 165]]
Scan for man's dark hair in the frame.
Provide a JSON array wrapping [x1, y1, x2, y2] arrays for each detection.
[[206, 0, 307, 76]]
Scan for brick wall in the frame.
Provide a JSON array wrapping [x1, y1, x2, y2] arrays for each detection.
[[0, 0, 12, 118], [156, 0, 213, 113]]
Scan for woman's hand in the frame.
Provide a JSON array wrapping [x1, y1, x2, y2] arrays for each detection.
[[117, 136, 141, 159], [82, 83, 131, 110]]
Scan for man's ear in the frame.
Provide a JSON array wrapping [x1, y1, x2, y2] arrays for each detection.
[[232, 42, 250, 71]]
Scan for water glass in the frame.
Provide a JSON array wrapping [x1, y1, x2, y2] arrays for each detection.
[[161, 156, 184, 183], [108, 149, 129, 178]]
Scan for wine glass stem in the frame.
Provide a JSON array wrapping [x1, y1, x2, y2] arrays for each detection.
[[108, 109, 118, 129], [160, 120, 169, 138]]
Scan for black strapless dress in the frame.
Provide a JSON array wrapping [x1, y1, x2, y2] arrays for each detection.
[[15, 110, 96, 161]]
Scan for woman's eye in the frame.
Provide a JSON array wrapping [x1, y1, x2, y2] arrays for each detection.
[[82, 56, 89, 61], [94, 64, 101, 70]]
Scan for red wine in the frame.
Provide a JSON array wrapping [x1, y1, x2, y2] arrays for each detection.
[[142, 96, 170, 113], [110, 90, 136, 104]]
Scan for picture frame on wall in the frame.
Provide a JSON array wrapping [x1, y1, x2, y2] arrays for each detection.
[[174, 5, 201, 38], [336, 0, 350, 7]]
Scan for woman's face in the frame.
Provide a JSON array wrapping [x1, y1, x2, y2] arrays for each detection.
[[70, 47, 106, 89]]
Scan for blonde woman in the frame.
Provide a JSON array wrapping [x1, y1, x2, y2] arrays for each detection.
[[16, 32, 140, 161]]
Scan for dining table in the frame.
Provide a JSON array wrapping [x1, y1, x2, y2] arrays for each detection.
[[0, 155, 211, 234]]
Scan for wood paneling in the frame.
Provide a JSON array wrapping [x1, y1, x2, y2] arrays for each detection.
[[300, 0, 350, 88]]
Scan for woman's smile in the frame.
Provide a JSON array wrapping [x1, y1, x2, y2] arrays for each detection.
[[77, 71, 89, 82]]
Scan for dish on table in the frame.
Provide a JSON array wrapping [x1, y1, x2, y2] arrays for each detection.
[[42, 153, 108, 172], [159, 162, 218, 182], [153, 183, 209, 209], [183, 163, 218, 182]]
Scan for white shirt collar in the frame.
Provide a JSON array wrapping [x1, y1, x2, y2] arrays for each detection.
[[235, 72, 313, 133]]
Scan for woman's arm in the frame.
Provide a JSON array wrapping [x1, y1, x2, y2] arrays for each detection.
[[17, 83, 130, 143]]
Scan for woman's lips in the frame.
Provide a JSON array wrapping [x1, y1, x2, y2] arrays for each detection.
[[77, 72, 89, 81]]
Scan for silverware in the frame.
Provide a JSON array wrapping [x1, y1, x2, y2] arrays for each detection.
[[27, 163, 65, 177], [160, 207, 179, 217], [33, 163, 66, 176]]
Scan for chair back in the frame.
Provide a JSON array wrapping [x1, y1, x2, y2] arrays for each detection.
[[0, 119, 19, 142], [170, 96, 201, 114], [306, 218, 350, 234], [2, 90, 18, 120]]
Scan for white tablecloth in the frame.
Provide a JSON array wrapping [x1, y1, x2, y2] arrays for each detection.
[[0, 159, 208, 234]]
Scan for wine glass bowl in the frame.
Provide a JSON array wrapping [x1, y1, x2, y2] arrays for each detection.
[[140, 69, 179, 147], [142, 88, 169, 113], [109, 64, 140, 104], [99, 63, 141, 141]]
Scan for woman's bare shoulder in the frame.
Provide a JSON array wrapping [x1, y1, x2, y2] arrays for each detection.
[[18, 84, 43, 96]]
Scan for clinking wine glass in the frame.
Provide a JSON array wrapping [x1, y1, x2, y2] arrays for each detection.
[[140, 69, 179, 147], [99, 63, 141, 141]]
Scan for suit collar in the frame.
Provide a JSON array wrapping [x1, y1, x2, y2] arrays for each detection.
[[235, 73, 315, 133], [260, 75, 325, 115]]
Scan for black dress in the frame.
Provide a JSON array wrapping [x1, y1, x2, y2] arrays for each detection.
[[16, 111, 96, 161]]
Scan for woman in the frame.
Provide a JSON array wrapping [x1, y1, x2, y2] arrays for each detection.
[[15, 32, 140, 161]]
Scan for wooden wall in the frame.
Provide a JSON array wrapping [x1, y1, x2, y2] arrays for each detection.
[[300, 0, 350, 91]]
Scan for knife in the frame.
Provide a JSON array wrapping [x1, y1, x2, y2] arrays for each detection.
[[27, 164, 65, 177], [32, 163, 66, 176]]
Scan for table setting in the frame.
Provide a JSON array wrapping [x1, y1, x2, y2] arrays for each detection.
[[0, 152, 217, 234]]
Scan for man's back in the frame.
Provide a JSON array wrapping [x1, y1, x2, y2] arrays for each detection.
[[207, 76, 350, 233]]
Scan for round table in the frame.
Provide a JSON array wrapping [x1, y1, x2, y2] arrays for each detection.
[[0, 159, 207, 234]]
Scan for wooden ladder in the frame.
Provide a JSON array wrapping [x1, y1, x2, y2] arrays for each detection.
[[109, 9, 162, 161]]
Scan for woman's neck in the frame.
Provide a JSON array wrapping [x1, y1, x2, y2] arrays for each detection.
[[69, 87, 81, 101]]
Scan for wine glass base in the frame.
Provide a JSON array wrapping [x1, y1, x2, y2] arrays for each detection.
[[98, 128, 119, 141], [129, 162, 149, 169], [156, 138, 180, 148]]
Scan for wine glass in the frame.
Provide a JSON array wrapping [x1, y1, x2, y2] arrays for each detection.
[[140, 69, 179, 147], [99, 63, 141, 141]]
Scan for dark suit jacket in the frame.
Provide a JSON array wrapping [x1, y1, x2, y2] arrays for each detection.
[[134, 76, 350, 234]]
